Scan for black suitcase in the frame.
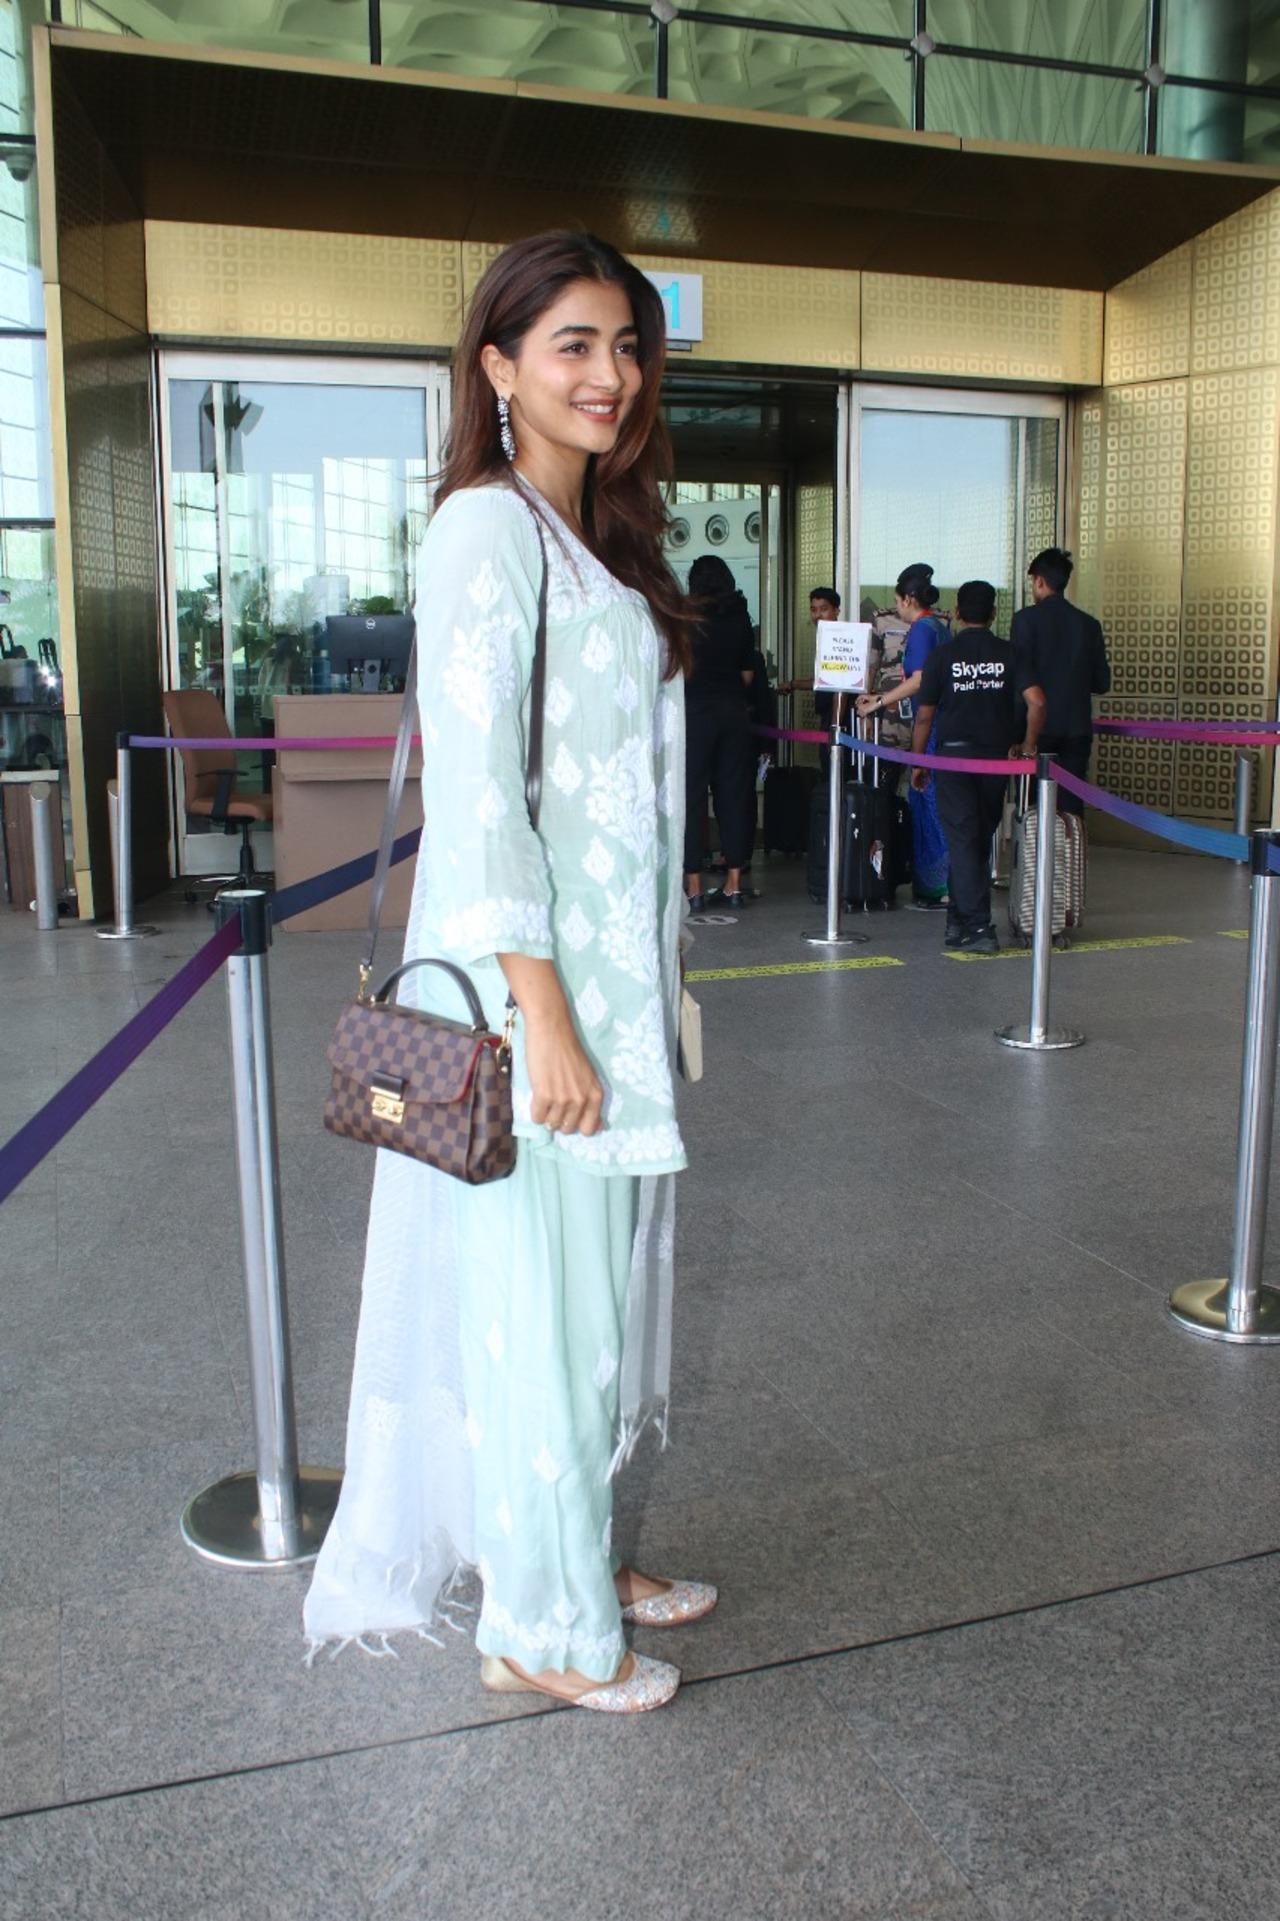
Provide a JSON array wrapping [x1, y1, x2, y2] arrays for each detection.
[[807, 779, 897, 908], [763, 765, 818, 855]]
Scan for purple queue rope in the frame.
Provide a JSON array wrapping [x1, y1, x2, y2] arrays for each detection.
[[0, 919, 242, 1207], [128, 734, 413, 753], [835, 731, 1034, 779]]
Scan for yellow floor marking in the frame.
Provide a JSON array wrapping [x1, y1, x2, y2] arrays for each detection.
[[1219, 930, 1249, 940], [685, 957, 905, 982], [946, 934, 1191, 963]]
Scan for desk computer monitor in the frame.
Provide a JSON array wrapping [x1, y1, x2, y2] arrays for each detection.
[[324, 614, 414, 693]]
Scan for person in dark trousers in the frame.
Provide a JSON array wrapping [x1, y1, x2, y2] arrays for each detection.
[[912, 578, 1046, 953], [684, 553, 756, 913], [1009, 546, 1109, 816]]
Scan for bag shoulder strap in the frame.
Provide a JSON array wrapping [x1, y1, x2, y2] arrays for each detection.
[[359, 513, 549, 992]]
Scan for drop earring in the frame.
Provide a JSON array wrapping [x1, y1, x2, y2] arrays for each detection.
[[497, 394, 516, 462]]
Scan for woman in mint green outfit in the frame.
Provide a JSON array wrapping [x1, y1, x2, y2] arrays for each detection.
[[305, 233, 716, 1714]]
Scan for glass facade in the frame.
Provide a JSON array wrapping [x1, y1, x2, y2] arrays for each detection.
[[41, 0, 1280, 166]]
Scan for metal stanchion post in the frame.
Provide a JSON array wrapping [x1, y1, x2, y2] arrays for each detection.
[[96, 734, 158, 940], [29, 782, 58, 931], [1234, 751, 1255, 857], [996, 753, 1084, 1052], [181, 889, 341, 1565], [1170, 830, 1280, 1343], [803, 694, 868, 948]]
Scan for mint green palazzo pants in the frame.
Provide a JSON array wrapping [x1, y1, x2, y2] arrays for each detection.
[[452, 1146, 639, 1681]]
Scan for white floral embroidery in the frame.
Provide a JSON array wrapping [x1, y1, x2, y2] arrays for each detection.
[[545, 677, 574, 727], [594, 1346, 618, 1391], [549, 742, 583, 796], [476, 777, 508, 828], [575, 978, 608, 1029], [558, 1120, 685, 1169], [363, 1396, 404, 1444], [442, 897, 551, 954], [496, 1498, 514, 1538], [464, 1412, 483, 1449], [441, 612, 518, 731], [610, 994, 674, 1107], [582, 624, 614, 673], [582, 837, 615, 885], [586, 738, 657, 861], [615, 672, 638, 715], [467, 557, 505, 614], [656, 771, 674, 819], [486, 1322, 505, 1363], [554, 1597, 581, 1629], [424, 711, 440, 747], [602, 1515, 613, 1556], [559, 902, 594, 952], [532, 1445, 562, 1484], [598, 882, 660, 987], [477, 1592, 624, 1671]]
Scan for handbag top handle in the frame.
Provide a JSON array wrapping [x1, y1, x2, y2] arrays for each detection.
[[358, 502, 549, 999]]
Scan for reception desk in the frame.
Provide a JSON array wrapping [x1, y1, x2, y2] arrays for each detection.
[[272, 694, 421, 933]]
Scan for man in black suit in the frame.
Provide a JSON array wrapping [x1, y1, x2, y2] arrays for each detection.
[[1009, 548, 1110, 815]]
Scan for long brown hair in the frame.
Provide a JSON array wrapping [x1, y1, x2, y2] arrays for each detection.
[[437, 230, 692, 678]]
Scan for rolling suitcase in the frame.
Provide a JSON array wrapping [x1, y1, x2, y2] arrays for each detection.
[[1008, 776, 1086, 942], [763, 764, 818, 855]]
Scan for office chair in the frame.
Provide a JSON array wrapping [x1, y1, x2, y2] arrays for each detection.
[[162, 689, 273, 906]]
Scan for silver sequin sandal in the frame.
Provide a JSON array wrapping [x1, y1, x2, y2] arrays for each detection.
[[480, 1652, 680, 1714], [621, 1579, 718, 1628]]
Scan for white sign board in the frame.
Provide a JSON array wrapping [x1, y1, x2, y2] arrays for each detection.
[[813, 619, 873, 693], [644, 271, 704, 345]]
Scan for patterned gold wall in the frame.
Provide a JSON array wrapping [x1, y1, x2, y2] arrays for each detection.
[[146, 223, 464, 346], [862, 274, 1103, 386], [148, 226, 1125, 387], [1094, 185, 1280, 829]]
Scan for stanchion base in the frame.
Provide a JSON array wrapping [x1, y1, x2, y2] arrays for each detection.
[[995, 1023, 1085, 1051], [802, 930, 870, 947], [181, 1467, 342, 1568], [95, 924, 160, 940], [1168, 1279, 1280, 1345]]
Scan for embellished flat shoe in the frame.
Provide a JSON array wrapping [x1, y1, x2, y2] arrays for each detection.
[[621, 1579, 718, 1628], [480, 1652, 680, 1714]]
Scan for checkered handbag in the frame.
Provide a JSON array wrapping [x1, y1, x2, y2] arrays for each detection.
[[324, 958, 517, 1184], [323, 499, 548, 1184]]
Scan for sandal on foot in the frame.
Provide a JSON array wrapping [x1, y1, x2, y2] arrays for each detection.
[[621, 1579, 718, 1628], [480, 1652, 680, 1714]]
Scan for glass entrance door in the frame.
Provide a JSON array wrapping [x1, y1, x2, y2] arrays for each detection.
[[851, 387, 1066, 632], [158, 352, 448, 872]]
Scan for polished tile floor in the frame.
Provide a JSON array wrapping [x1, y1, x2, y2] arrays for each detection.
[[2, 843, 1277, 1918]]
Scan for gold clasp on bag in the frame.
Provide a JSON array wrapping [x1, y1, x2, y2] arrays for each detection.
[[497, 1004, 517, 1073], [357, 962, 374, 1004], [369, 1071, 407, 1124]]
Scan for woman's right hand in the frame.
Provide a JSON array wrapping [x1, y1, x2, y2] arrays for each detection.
[[855, 692, 879, 716], [524, 1008, 605, 1137]]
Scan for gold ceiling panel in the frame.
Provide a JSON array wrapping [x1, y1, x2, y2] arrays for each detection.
[[1191, 187, 1280, 375], [48, 31, 1280, 290], [145, 223, 464, 346], [1104, 243, 1192, 386], [860, 273, 1102, 384]]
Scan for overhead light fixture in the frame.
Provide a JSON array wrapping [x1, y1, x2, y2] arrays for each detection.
[[907, 31, 936, 60], [1141, 62, 1167, 90], [651, 0, 678, 23]]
